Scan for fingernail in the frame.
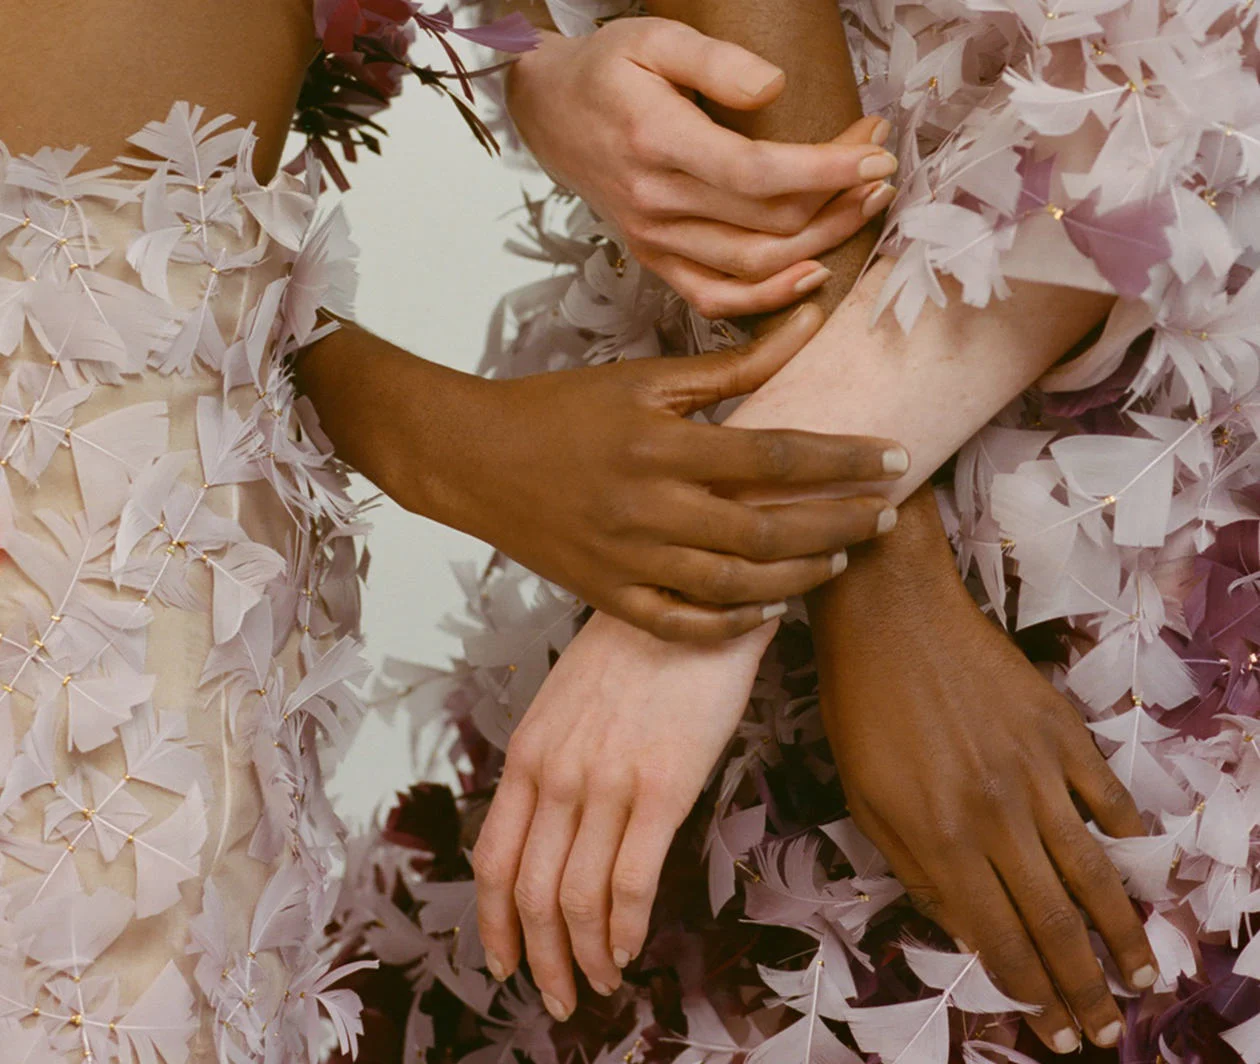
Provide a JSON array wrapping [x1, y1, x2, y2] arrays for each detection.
[[591, 980, 615, 997], [883, 447, 909, 475], [830, 551, 848, 576], [613, 947, 632, 968], [486, 952, 508, 982], [739, 66, 785, 98], [792, 265, 832, 294], [869, 117, 892, 146], [1052, 1029, 1081, 1054], [542, 993, 572, 1022], [858, 151, 899, 181], [877, 508, 898, 534], [1096, 1021, 1123, 1047], [952, 937, 972, 954], [762, 601, 789, 622], [1131, 964, 1158, 989], [861, 182, 896, 218]]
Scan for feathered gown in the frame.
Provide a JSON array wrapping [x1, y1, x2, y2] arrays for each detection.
[[0, 104, 371, 1063], [335, 0, 1260, 1062]]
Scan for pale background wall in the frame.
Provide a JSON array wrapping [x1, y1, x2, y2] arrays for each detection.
[[312, 82, 550, 829]]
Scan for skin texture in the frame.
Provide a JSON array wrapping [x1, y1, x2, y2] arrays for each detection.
[[475, 0, 1154, 1048], [301, 309, 907, 642], [472, 251, 1119, 1022], [504, 20, 897, 318], [6, 0, 913, 641], [658, 7, 1158, 1046], [815, 488, 1159, 1053]]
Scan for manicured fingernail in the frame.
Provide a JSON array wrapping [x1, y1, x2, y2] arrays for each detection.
[[1052, 1029, 1081, 1054], [762, 601, 789, 622], [739, 66, 785, 98], [792, 265, 832, 294], [613, 948, 632, 968], [952, 937, 972, 954], [877, 508, 898, 535], [858, 151, 899, 181], [486, 952, 508, 982], [591, 980, 615, 997], [830, 551, 848, 576], [869, 117, 892, 146], [1131, 964, 1158, 989], [1095, 1021, 1123, 1047], [883, 447, 909, 475], [542, 993, 572, 1022], [861, 182, 896, 218]]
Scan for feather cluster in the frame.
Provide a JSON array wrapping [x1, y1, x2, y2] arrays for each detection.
[[333, 0, 1260, 1060], [0, 105, 374, 1061]]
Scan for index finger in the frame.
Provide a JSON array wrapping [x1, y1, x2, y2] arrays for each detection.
[[674, 422, 909, 486], [651, 98, 897, 200]]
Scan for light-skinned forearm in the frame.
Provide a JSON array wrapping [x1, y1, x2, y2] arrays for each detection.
[[644, 0, 1112, 649]]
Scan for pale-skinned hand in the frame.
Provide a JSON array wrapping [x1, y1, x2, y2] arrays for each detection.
[[505, 19, 898, 319], [388, 305, 905, 643], [813, 489, 1159, 1055], [472, 609, 773, 1019]]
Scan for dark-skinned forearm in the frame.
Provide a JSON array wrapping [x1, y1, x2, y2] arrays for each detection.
[[640, 0, 959, 614], [292, 323, 489, 527]]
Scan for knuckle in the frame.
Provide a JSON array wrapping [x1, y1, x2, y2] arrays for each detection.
[[906, 887, 946, 923], [689, 289, 729, 321], [1067, 977, 1114, 1018], [540, 763, 584, 804], [745, 513, 782, 560], [558, 883, 603, 925], [766, 200, 812, 235], [699, 558, 741, 602], [1036, 904, 1084, 942], [648, 608, 692, 643], [623, 171, 659, 213], [513, 879, 557, 922], [470, 843, 508, 889], [1073, 845, 1121, 892], [756, 434, 796, 479], [1099, 774, 1137, 814], [611, 868, 654, 906], [988, 929, 1036, 974]]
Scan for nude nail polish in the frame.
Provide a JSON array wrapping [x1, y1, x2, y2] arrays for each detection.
[[858, 151, 899, 181], [1051, 1029, 1081, 1054], [830, 551, 848, 576], [883, 447, 910, 474], [739, 67, 785, 98], [613, 948, 632, 968], [793, 266, 832, 294], [1096, 1021, 1123, 1047], [762, 602, 789, 622], [542, 993, 573, 1022], [869, 118, 892, 146], [861, 182, 896, 218], [1131, 964, 1158, 989], [486, 951, 508, 982], [877, 509, 898, 534], [591, 981, 615, 997]]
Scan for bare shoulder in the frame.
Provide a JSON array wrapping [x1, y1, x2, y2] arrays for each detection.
[[0, 0, 316, 178]]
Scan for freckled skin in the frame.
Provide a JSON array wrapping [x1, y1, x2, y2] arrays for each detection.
[[0, 0, 314, 178]]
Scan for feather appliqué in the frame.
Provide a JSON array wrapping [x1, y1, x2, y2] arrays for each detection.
[[0, 101, 369, 1061]]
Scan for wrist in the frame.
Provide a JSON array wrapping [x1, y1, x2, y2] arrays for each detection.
[[375, 360, 502, 532], [807, 486, 965, 643]]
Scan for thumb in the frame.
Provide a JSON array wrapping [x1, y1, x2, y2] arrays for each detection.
[[632, 20, 786, 111], [831, 114, 892, 147], [652, 303, 825, 414]]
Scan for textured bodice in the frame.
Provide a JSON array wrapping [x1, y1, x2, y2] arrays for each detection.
[[0, 104, 369, 1062]]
